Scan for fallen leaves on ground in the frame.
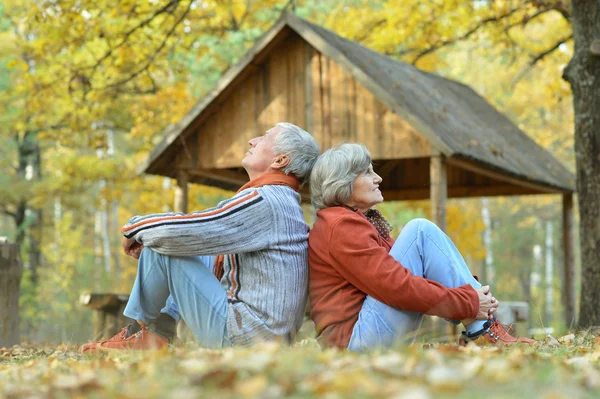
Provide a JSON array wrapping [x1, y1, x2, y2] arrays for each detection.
[[1, 332, 599, 399]]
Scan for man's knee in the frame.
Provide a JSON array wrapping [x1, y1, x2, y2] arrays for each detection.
[[139, 246, 164, 263]]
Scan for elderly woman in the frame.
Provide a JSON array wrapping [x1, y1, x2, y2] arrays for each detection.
[[308, 143, 534, 351]]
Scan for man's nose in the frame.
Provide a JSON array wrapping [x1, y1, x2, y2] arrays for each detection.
[[249, 137, 258, 146], [374, 173, 382, 183]]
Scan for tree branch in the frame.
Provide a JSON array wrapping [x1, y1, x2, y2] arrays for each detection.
[[114, 73, 159, 95], [384, 3, 570, 65], [408, 7, 524, 65], [90, 0, 184, 75], [533, 0, 571, 21], [530, 35, 573, 66], [511, 34, 573, 88], [502, 8, 554, 33], [1, 206, 17, 219], [355, 19, 388, 42], [94, 1, 193, 92]]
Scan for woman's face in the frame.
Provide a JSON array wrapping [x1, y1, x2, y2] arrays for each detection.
[[347, 164, 383, 212]]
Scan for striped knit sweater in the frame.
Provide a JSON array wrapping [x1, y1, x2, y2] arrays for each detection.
[[121, 173, 310, 346]]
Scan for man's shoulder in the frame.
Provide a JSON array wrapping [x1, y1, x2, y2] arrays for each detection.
[[251, 184, 301, 202], [233, 185, 301, 216]]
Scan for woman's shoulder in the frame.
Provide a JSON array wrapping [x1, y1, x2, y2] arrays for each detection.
[[314, 207, 370, 230]]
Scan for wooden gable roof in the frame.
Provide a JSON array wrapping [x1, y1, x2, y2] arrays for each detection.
[[139, 12, 574, 193]]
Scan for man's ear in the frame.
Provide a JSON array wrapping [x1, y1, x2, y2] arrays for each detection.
[[270, 154, 290, 171]]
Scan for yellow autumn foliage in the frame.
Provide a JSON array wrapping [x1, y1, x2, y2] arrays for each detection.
[[1, 0, 577, 340]]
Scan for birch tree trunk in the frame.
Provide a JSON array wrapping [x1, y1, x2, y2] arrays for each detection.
[[545, 221, 554, 325], [107, 130, 120, 278], [481, 198, 494, 285]]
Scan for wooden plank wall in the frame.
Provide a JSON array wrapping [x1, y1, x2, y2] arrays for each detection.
[[310, 51, 431, 159], [187, 33, 431, 170], [193, 34, 308, 169]]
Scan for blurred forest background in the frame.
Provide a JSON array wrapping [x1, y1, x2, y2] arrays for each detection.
[[0, 0, 578, 343]]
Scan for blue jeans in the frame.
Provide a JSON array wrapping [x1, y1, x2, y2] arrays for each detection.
[[123, 248, 229, 348], [347, 218, 483, 351], [160, 256, 216, 323]]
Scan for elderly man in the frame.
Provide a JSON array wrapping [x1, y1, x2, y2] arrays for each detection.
[[82, 123, 320, 352]]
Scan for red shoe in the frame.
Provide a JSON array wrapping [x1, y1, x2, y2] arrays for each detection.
[[460, 319, 536, 346], [96, 326, 168, 352], [82, 326, 132, 354]]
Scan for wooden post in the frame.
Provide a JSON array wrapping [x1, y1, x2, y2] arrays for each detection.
[[430, 154, 450, 337], [174, 171, 189, 214], [0, 242, 23, 347], [562, 193, 576, 328], [173, 171, 190, 340], [430, 154, 447, 232]]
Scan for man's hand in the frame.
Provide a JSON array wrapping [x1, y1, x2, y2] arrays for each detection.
[[475, 285, 499, 320], [122, 237, 143, 259]]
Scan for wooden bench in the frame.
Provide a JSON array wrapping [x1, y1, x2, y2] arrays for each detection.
[[80, 293, 133, 341]]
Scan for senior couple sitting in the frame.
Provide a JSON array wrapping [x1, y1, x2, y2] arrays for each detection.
[[82, 122, 533, 354]]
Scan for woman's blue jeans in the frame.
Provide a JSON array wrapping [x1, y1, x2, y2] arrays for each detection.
[[122, 249, 229, 348], [347, 218, 483, 351]]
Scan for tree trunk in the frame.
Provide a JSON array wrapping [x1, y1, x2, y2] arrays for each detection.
[[481, 198, 494, 285], [10, 133, 43, 283], [107, 130, 120, 278], [28, 219, 42, 285], [28, 142, 43, 285], [0, 243, 23, 347], [563, 0, 600, 328], [545, 221, 554, 325], [111, 199, 121, 279], [100, 190, 112, 274]]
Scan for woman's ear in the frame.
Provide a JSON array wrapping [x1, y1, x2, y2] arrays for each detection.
[[270, 154, 290, 171]]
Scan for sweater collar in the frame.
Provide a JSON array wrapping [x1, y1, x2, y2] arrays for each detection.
[[237, 171, 300, 193]]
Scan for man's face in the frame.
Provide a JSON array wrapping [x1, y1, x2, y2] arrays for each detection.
[[241, 126, 282, 179]]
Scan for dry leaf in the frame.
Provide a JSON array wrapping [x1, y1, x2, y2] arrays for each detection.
[[426, 365, 464, 391], [583, 367, 600, 390], [179, 358, 209, 374], [558, 334, 575, 344], [168, 387, 202, 399], [370, 353, 405, 376], [52, 371, 98, 390], [461, 357, 484, 379], [390, 386, 432, 399], [191, 368, 237, 388], [235, 375, 269, 397], [480, 358, 511, 382], [546, 335, 561, 347], [564, 357, 590, 370]]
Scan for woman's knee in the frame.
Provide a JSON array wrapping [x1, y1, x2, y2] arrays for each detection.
[[404, 218, 435, 232]]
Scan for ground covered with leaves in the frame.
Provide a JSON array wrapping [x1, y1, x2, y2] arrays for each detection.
[[1, 333, 600, 399]]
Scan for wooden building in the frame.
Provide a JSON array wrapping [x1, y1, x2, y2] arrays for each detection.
[[138, 13, 577, 326]]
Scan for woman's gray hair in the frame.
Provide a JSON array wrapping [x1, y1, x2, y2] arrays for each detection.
[[310, 143, 371, 210], [273, 122, 321, 184]]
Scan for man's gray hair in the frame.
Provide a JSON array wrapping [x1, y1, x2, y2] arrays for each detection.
[[273, 122, 321, 184], [310, 143, 371, 210]]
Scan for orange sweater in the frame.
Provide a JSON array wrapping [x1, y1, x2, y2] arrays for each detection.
[[308, 207, 479, 349]]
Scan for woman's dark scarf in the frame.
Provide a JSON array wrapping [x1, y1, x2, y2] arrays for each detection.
[[364, 209, 393, 240]]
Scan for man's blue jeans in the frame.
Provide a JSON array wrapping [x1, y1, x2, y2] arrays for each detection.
[[123, 249, 229, 348], [347, 218, 484, 351]]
